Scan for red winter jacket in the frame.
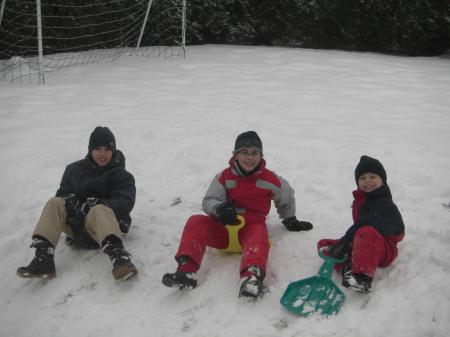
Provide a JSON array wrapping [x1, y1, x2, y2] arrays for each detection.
[[202, 158, 296, 224]]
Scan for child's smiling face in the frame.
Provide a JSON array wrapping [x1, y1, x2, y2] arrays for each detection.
[[234, 146, 262, 172], [357, 172, 384, 193], [91, 146, 113, 167]]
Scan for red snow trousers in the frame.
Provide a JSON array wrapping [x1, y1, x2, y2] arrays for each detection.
[[318, 226, 399, 279], [175, 214, 270, 279]]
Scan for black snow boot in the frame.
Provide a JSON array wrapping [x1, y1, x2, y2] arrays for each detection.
[[341, 261, 353, 285], [342, 272, 372, 293], [162, 271, 197, 290], [17, 237, 56, 279], [103, 239, 137, 281], [239, 266, 264, 299]]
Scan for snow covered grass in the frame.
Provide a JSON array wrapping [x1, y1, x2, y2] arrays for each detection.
[[0, 45, 449, 337]]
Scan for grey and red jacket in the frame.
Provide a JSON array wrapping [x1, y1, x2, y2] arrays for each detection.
[[55, 150, 136, 233], [202, 158, 296, 224]]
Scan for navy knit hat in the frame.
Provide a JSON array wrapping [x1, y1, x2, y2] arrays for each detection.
[[88, 126, 116, 152], [234, 131, 263, 153], [355, 155, 387, 183]]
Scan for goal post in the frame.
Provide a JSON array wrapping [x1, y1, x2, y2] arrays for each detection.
[[0, 0, 6, 28], [0, 0, 186, 84], [36, 0, 44, 85], [136, 0, 154, 53]]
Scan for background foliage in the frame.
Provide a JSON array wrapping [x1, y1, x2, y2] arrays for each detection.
[[1, 0, 449, 57], [186, 0, 450, 56]]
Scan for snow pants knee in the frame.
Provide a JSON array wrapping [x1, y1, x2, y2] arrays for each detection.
[[317, 226, 399, 278], [175, 214, 270, 279], [33, 197, 122, 247], [351, 226, 399, 278]]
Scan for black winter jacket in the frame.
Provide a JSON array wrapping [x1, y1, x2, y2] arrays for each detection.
[[55, 150, 136, 233], [341, 184, 405, 243]]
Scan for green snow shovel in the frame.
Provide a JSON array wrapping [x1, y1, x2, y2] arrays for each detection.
[[280, 249, 346, 317]]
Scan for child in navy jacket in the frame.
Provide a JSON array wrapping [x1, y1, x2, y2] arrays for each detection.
[[318, 155, 405, 293]]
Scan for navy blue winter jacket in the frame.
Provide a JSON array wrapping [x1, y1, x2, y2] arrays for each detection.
[[341, 184, 404, 243]]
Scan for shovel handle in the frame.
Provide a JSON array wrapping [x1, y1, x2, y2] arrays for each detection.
[[317, 248, 347, 279], [318, 248, 347, 263]]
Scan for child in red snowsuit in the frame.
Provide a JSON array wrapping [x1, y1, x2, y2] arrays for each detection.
[[319, 155, 405, 293], [162, 131, 313, 298]]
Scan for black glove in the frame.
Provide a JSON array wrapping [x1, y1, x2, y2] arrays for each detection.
[[80, 197, 101, 215], [283, 217, 313, 231], [62, 193, 81, 218], [61, 195, 99, 249], [328, 240, 351, 259], [119, 218, 131, 233], [216, 202, 238, 225], [61, 193, 85, 228]]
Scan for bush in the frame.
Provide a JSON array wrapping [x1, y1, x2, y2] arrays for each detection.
[[186, 0, 450, 56]]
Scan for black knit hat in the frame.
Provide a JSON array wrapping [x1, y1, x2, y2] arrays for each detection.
[[234, 131, 263, 153], [355, 155, 387, 183], [88, 126, 116, 152]]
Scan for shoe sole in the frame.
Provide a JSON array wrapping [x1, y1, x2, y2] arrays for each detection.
[[162, 275, 177, 288], [17, 271, 56, 279], [341, 278, 370, 294], [161, 275, 196, 290], [239, 290, 260, 299], [239, 284, 268, 299], [342, 280, 370, 294], [345, 284, 370, 293], [112, 265, 138, 281]]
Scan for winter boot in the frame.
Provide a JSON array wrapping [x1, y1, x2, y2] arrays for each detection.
[[162, 271, 198, 290], [17, 237, 56, 279], [103, 241, 137, 281], [341, 261, 353, 285], [162, 255, 198, 290], [239, 266, 264, 298], [342, 272, 372, 293]]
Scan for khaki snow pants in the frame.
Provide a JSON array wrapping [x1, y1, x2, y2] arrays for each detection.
[[33, 197, 122, 248]]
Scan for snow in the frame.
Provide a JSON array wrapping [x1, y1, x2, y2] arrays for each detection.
[[1, 45, 450, 337]]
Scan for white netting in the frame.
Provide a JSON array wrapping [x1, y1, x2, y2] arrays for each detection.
[[0, 0, 185, 83]]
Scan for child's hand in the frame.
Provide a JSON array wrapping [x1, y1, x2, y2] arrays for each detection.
[[328, 240, 351, 259], [283, 217, 313, 231], [216, 202, 239, 225]]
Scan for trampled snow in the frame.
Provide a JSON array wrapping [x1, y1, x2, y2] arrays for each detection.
[[0, 45, 449, 337]]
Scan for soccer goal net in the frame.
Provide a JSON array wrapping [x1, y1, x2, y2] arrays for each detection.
[[0, 0, 186, 84]]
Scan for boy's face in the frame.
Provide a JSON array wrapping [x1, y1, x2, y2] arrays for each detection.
[[91, 146, 113, 167], [357, 172, 384, 193], [234, 146, 262, 172]]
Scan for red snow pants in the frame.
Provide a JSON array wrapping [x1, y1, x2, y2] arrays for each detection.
[[175, 214, 270, 279], [318, 226, 399, 279]]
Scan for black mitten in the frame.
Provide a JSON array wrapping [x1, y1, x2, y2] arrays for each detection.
[[62, 193, 80, 218], [61, 195, 99, 249], [80, 197, 101, 215], [216, 202, 238, 225], [328, 240, 351, 259], [283, 217, 313, 231]]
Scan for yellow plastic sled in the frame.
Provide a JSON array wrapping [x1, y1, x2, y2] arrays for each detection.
[[220, 215, 270, 253], [221, 215, 246, 253]]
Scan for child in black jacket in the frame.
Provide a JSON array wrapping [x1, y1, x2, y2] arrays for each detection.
[[319, 155, 405, 293]]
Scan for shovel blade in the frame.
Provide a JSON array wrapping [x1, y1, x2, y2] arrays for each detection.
[[280, 276, 345, 317]]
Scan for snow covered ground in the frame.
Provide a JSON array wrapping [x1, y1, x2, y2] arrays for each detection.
[[0, 45, 449, 337]]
